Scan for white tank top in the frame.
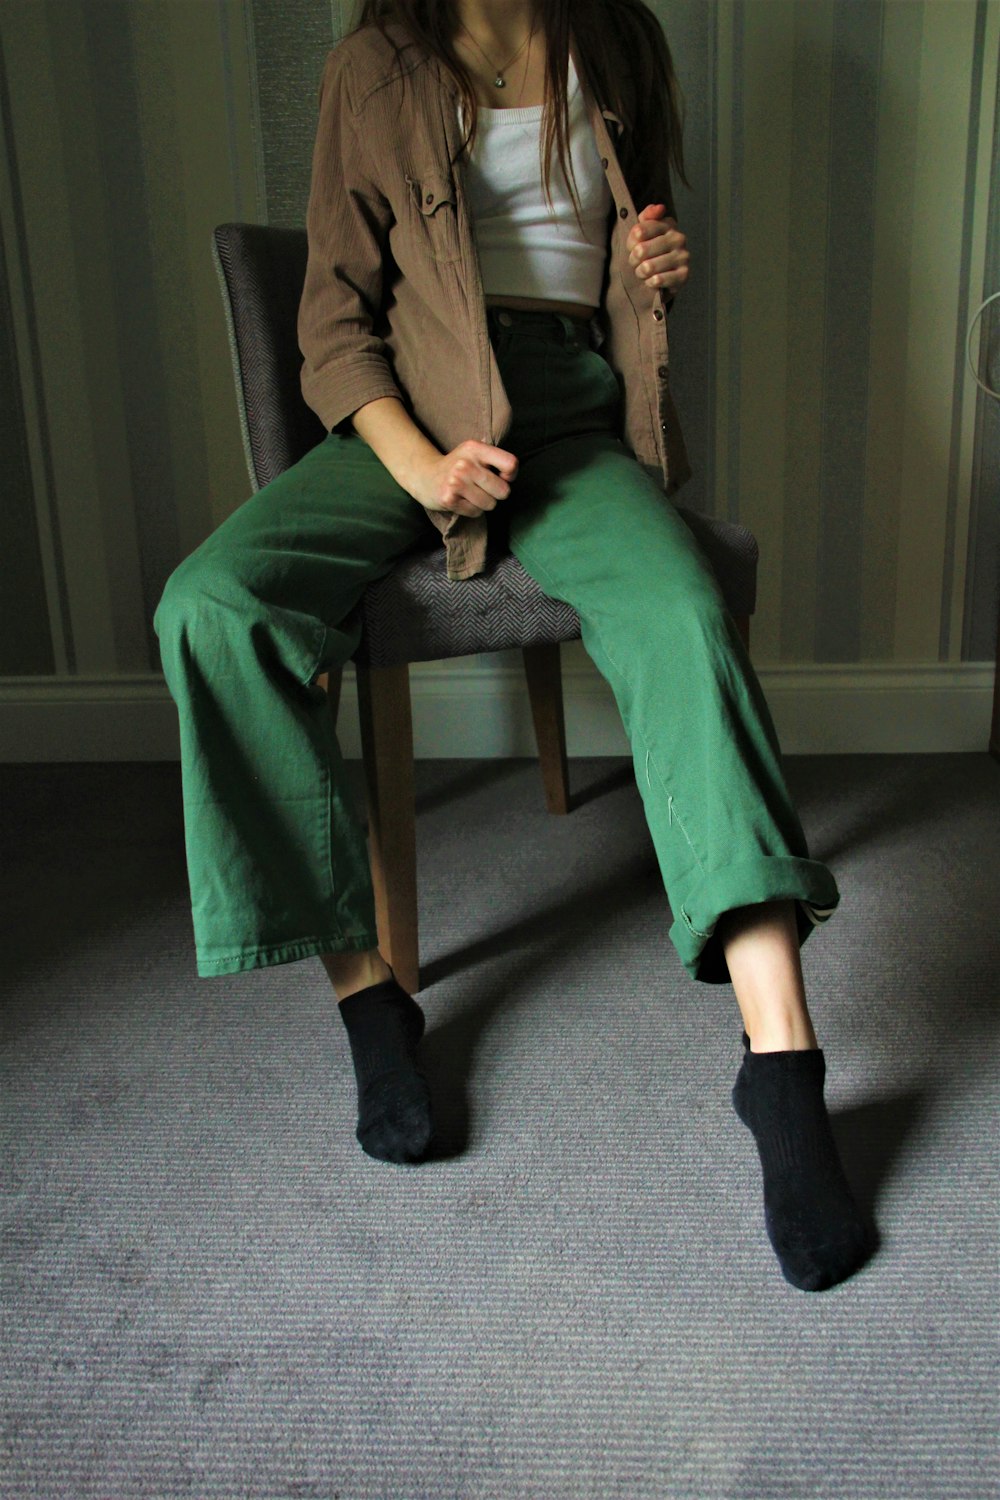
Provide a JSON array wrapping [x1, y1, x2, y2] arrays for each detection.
[[457, 52, 613, 307]]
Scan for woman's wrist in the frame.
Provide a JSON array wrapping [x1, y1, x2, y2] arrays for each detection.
[[349, 396, 441, 505]]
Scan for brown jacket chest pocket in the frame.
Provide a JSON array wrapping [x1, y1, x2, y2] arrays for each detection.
[[405, 172, 462, 264]]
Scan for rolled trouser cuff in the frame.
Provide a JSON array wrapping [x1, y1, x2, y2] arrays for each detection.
[[669, 855, 840, 985]]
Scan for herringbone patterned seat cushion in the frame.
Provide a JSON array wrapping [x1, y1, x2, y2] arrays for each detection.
[[354, 508, 758, 667]]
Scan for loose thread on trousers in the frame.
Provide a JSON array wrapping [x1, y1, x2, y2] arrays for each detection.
[[647, 748, 675, 828]]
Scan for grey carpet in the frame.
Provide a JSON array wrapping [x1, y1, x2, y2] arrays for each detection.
[[2, 754, 998, 1500]]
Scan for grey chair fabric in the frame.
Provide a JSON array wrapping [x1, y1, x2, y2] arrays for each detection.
[[210, 223, 758, 670]]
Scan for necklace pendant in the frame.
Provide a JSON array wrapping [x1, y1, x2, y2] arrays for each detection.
[[494, 73, 505, 87]]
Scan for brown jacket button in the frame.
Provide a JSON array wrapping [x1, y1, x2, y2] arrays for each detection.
[[619, 206, 628, 218], [653, 307, 664, 320], [425, 193, 435, 205], [657, 365, 668, 379]]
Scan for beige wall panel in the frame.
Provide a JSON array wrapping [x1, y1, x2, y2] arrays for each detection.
[[0, 29, 68, 674], [129, 1, 258, 560], [736, 1, 796, 663], [50, 2, 151, 672], [861, 0, 922, 662], [950, 0, 999, 662], [893, 0, 978, 659], [166, 0, 263, 532], [1, 0, 995, 705], [223, 0, 266, 227], [215, 0, 269, 513], [4, 5, 119, 672], [780, 0, 835, 663]]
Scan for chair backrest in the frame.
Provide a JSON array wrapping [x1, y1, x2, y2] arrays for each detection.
[[211, 223, 326, 492], [211, 221, 758, 622]]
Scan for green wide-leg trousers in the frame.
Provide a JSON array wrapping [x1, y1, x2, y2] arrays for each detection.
[[154, 305, 839, 983]]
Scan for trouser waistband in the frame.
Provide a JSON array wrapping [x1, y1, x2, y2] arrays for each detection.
[[486, 304, 594, 345]]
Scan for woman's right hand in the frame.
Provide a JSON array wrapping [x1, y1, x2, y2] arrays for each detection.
[[409, 440, 519, 519]]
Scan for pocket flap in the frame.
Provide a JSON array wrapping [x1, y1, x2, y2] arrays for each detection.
[[407, 172, 457, 215]]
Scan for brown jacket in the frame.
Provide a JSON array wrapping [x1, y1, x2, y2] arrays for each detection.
[[298, 21, 692, 580]]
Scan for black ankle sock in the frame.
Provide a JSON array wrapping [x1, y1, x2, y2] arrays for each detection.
[[731, 1032, 872, 1291], [337, 976, 434, 1164]]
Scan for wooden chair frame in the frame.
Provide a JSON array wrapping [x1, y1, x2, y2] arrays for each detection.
[[323, 616, 751, 995]]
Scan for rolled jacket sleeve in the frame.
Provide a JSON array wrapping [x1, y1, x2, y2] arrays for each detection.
[[298, 49, 405, 434]]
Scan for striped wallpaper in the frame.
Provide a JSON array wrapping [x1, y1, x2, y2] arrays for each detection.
[[0, 0, 996, 692]]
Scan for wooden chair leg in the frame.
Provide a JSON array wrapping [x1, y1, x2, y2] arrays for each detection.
[[315, 666, 343, 724], [733, 613, 751, 655], [523, 642, 570, 815], [355, 662, 420, 995]]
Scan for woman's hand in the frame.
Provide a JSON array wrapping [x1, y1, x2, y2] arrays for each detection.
[[626, 204, 690, 296], [349, 398, 518, 519], [409, 439, 519, 520]]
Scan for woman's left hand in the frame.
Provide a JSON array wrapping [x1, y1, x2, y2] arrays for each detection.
[[626, 204, 690, 295]]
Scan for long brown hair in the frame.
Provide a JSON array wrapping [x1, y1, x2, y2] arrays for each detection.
[[348, 1, 689, 233]]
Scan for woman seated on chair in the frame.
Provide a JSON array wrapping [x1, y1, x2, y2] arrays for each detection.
[[154, 0, 873, 1294]]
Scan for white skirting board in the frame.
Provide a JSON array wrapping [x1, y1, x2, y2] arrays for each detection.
[[0, 655, 995, 762]]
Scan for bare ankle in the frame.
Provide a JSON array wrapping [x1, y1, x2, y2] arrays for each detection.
[[719, 900, 819, 1052], [746, 1013, 819, 1053], [321, 947, 392, 1001]]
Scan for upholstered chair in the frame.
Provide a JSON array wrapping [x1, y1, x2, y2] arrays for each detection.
[[211, 223, 759, 992]]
